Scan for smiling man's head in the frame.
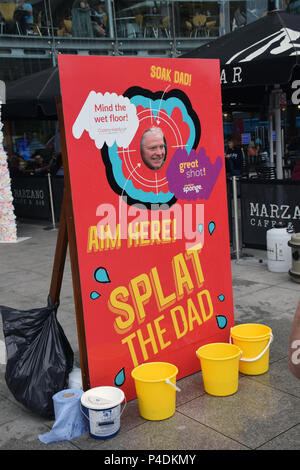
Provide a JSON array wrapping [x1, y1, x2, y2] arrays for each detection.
[[140, 127, 166, 170]]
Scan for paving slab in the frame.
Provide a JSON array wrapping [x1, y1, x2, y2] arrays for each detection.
[[0, 221, 300, 451], [178, 376, 300, 449]]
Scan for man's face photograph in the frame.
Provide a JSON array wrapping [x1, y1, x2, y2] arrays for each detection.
[[140, 128, 166, 170]]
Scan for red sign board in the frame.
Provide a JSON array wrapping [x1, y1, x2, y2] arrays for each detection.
[[58, 55, 234, 400]]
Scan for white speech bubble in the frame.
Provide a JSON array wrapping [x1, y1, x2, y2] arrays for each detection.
[[72, 91, 139, 149]]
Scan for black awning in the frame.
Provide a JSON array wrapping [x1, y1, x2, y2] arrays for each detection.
[[180, 11, 300, 91], [3, 66, 60, 119]]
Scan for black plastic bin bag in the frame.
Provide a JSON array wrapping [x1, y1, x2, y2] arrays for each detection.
[[0, 299, 74, 418]]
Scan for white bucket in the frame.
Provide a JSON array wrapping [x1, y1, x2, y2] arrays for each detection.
[[267, 224, 292, 273], [80, 387, 126, 439]]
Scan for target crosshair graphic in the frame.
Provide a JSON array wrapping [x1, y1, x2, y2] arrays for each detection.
[[101, 86, 201, 209], [121, 105, 185, 194]]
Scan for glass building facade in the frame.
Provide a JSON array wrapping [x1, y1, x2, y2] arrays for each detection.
[[0, 0, 298, 168], [0, 0, 292, 82]]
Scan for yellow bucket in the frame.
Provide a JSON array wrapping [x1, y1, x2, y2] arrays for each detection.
[[230, 323, 273, 375], [131, 362, 180, 421], [196, 343, 242, 396]]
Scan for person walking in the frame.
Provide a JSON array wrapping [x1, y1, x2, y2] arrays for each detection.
[[225, 137, 243, 176]]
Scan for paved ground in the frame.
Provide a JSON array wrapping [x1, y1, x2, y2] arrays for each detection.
[[0, 219, 300, 452]]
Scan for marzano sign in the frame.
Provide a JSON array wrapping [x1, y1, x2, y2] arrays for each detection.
[[240, 181, 300, 248]]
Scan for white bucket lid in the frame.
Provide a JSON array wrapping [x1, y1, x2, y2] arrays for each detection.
[[81, 386, 125, 410]]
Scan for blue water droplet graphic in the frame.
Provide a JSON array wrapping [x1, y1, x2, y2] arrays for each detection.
[[216, 315, 227, 329], [90, 291, 101, 300], [218, 294, 225, 302], [94, 267, 110, 283], [208, 221, 215, 235], [198, 223, 203, 233], [114, 368, 125, 387]]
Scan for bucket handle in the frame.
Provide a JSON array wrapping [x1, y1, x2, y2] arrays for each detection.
[[80, 404, 90, 422], [230, 333, 273, 362], [80, 396, 127, 421], [165, 378, 181, 392]]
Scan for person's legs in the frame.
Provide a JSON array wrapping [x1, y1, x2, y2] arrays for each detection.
[[14, 10, 28, 34]]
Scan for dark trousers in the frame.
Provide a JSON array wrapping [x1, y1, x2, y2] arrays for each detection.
[[13, 9, 29, 34]]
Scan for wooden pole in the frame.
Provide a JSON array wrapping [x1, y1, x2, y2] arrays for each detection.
[[48, 97, 90, 391]]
